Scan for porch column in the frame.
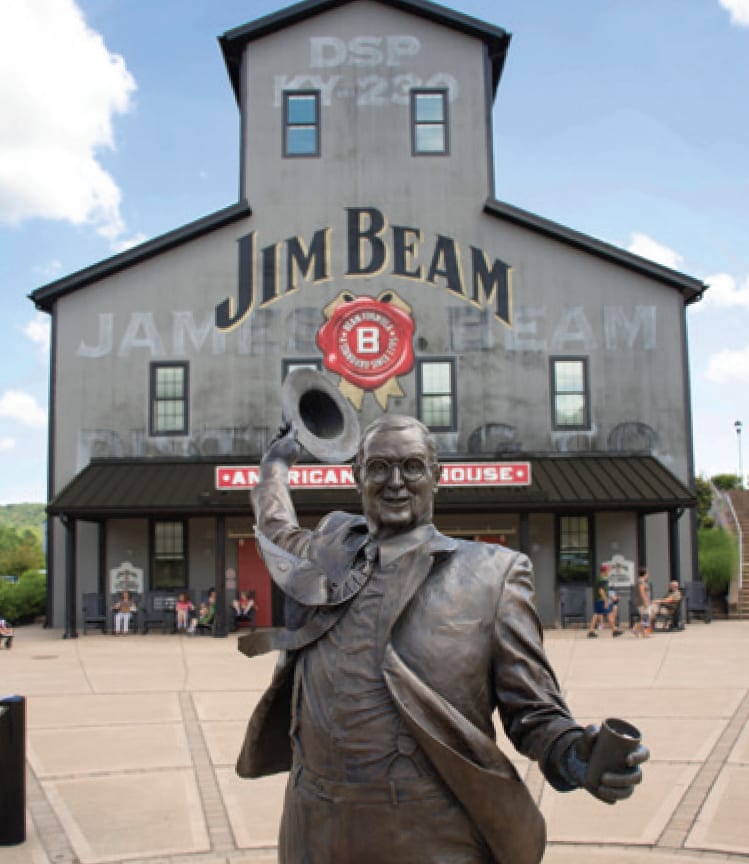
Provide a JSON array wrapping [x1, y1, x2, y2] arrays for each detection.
[[63, 516, 78, 639], [519, 512, 530, 556], [669, 509, 682, 585], [637, 513, 647, 569], [97, 522, 107, 594], [213, 515, 227, 637]]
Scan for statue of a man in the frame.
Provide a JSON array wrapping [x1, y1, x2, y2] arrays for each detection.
[[237, 415, 647, 864]]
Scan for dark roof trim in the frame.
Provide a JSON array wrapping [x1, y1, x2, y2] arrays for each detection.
[[219, 0, 511, 104], [48, 453, 694, 520], [29, 200, 252, 313], [484, 198, 707, 304]]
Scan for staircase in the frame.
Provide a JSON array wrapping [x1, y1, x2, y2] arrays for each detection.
[[727, 489, 749, 619]]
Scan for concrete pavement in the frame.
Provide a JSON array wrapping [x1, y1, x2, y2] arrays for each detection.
[[3, 620, 749, 864]]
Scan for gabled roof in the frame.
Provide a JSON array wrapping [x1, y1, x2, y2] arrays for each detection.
[[219, 0, 511, 103], [48, 453, 694, 519], [29, 201, 251, 313], [485, 198, 707, 304]]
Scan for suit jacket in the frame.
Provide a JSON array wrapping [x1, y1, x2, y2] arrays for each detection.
[[237, 461, 581, 864]]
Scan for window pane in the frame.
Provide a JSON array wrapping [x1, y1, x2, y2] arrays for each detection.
[[157, 401, 184, 432], [287, 127, 317, 155], [555, 394, 585, 427], [287, 95, 317, 124], [415, 93, 444, 123], [156, 367, 183, 399], [555, 361, 583, 393], [422, 361, 451, 393], [415, 125, 445, 153], [422, 395, 451, 428]]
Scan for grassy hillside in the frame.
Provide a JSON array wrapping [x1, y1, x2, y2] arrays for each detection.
[[0, 503, 46, 536]]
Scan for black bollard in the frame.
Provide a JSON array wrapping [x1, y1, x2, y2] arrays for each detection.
[[0, 695, 26, 845]]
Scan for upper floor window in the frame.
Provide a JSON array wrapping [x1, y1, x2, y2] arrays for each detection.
[[411, 89, 448, 155], [150, 362, 188, 436], [418, 359, 456, 431], [551, 357, 589, 430], [284, 91, 320, 157]]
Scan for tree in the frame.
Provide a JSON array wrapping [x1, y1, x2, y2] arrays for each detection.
[[0, 524, 45, 577], [695, 476, 714, 530], [711, 473, 742, 491]]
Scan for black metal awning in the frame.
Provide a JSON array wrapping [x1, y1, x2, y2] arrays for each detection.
[[48, 454, 695, 521]]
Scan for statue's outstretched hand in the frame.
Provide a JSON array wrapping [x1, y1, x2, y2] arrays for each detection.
[[262, 422, 302, 467], [566, 724, 649, 804]]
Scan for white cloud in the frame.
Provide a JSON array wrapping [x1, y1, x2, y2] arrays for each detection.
[[0, 0, 137, 246], [23, 313, 51, 353], [0, 438, 15, 451], [705, 344, 749, 383], [626, 233, 683, 270], [700, 272, 749, 309], [719, 0, 749, 27], [111, 232, 148, 254], [0, 390, 47, 429]]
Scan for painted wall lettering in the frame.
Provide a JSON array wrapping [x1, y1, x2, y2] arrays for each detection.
[[604, 305, 656, 350], [309, 35, 420, 68], [273, 34, 459, 108]]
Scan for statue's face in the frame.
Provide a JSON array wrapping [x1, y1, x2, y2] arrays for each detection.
[[358, 424, 439, 538]]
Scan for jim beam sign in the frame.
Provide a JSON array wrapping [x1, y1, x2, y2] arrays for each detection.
[[215, 206, 511, 410], [216, 462, 531, 490]]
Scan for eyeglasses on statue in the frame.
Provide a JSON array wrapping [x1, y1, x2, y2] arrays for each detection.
[[358, 457, 435, 484]]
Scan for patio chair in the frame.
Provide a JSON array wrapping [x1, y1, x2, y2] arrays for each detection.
[[559, 584, 588, 628], [82, 592, 107, 634]]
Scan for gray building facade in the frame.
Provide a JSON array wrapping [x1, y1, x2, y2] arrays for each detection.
[[31, 0, 700, 635]]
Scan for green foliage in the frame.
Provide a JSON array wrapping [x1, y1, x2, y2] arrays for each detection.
[[711, 473, 742, 491], [695, 476, 714, 530], [0, 503, 46, 535], [697, 528, 737, 596], [0, 570, 46, 623], [0, 523, 45, 576]]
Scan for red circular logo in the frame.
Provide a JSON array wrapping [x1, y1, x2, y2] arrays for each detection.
[[317, 296, 415, 390]]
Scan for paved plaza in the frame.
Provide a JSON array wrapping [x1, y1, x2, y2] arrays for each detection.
[[2, 620, 749, 864]]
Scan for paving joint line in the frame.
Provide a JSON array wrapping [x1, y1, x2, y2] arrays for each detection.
[[656, 688, 749, 850], [26, 762, 79, 864], [179, 691, 237, 854]]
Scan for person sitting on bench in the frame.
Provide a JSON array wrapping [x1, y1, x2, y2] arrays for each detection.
[[231, 591, 256, 631], [0, 615, 13, 649]]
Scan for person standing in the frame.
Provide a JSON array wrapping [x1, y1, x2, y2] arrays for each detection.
[[588, 564, 623, 637], [632, 567, 655, 637]]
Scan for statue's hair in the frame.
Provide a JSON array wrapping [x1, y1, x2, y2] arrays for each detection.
[[356, 414, 438, 464]]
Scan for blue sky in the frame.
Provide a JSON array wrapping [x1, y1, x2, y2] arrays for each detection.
[[1, 0, 748, 504]]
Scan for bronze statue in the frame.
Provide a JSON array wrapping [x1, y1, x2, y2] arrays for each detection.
[[237, 415, 648, 864]]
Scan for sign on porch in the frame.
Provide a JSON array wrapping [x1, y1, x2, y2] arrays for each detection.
[[604, 554, 635, 588], [109, 561, 144, 594]]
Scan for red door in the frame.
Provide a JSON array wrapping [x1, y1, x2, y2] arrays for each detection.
[[237, 539, 273, 628]]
